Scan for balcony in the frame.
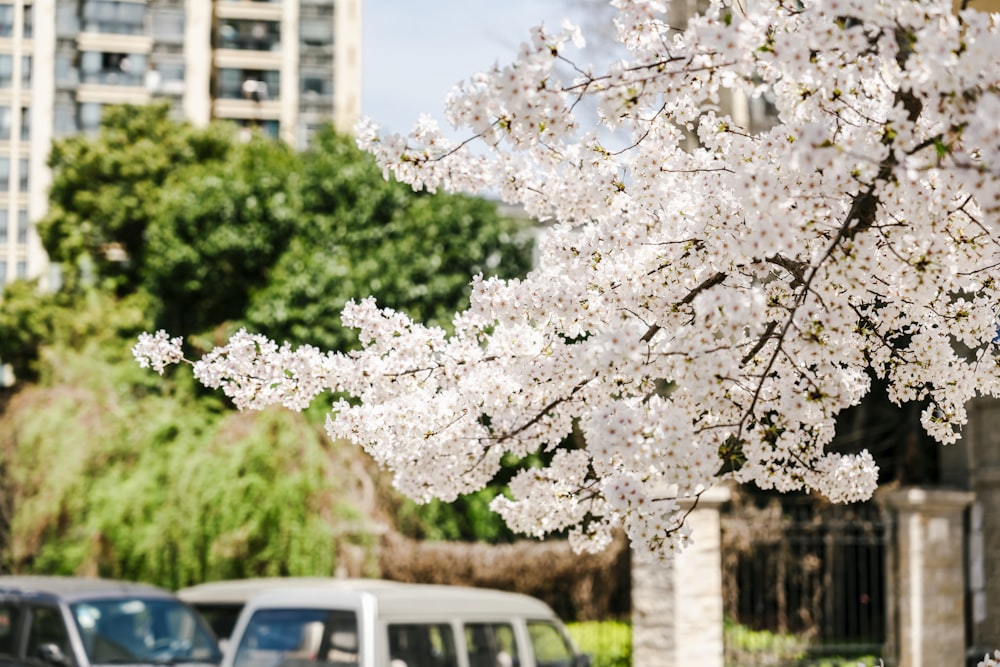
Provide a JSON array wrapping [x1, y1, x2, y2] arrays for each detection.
[[81, 1, 147, 36], [216, 18, 280, 52]]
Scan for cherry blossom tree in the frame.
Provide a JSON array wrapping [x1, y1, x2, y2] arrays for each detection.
[[135, 0, 1000, 560]]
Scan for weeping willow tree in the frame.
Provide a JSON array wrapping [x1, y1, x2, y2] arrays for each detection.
[[0, 291, 374, 589]]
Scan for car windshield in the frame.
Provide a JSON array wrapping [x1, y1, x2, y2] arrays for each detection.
[[232, 608, 359, 667], [71, 597, 222, 665]]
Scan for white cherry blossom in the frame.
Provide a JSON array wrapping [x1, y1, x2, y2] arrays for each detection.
[[132, 330, 184, 375], [136, 0, 1000, 561], [981, 650, 1000, 667]]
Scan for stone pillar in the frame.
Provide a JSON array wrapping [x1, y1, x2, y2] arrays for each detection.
[[632, 485, 730, 667], [881, 487, 974, 667]]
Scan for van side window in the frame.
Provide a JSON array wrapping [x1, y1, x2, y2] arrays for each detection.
[[387, 623, 458, 667], [464, 623, 518, 667], [26, 606, 75, 667], [526, 621, 574, 667], [233, 609, 359, 667], [0, 603, 18, 657]]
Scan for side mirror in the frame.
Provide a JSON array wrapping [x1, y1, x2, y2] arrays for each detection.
[[38, 642, 71, 667]]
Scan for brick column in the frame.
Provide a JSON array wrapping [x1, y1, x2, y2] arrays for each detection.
[[881, 487, 974, 667], [632, 485, 730, 667]]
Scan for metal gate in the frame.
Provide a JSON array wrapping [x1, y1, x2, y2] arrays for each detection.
[[721, 493, 888, 666]]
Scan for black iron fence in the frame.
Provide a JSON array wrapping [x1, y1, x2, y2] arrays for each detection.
[[721, 493, 888, 666]]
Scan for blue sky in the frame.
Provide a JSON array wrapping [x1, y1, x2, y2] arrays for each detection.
[[361, 1, 600, 137]]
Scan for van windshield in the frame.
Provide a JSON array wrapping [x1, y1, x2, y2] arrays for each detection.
[[232, 609, 359, 667], [72, 597, 222, 665]]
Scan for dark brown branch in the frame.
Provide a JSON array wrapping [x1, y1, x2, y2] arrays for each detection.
[[641, 271, 727, 343], [767, 254, 808, 287], [496, 378, 592, 445], [741, 321, 780, 365]]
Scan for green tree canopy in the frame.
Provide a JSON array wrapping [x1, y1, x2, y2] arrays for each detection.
[[38, 103, 234, 295], [245, 128, 535, 350], [37, 106, 534, 346], [143, 135, 301, 336], [0, 280, 65, 382]]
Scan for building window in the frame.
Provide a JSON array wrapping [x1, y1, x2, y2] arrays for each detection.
[[300, 19, 332, 48], [148, 59, 184, 95], [54, 104, 77, 137], [0, 157, 8, 191], [0, 56, 12, 88], [80, 51, 146, 86], [0, 55, 27, 88], [301, 72, 331, 100], [0, 4, 26, 37], [15, 259, 24, 278], [82, 1, 146, 35], [16, 210, 27, 245], [217, 68, 279, 100], [0, 261, 7, 287], [55, 54, 78, 87], [23, 4, 32, 38], [216, 19, 280, 51], [0, 6, 12, 37], [56, 4, 80, 37], [78, 102, 103, 133], [0, 106, 23, 140], [18, 157, 27, 193], [0, 107, 10, 141], [0, 209, 7, 244], [150, 8, 184, 43]]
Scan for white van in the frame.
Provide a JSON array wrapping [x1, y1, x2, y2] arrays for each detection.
[[207, 580, 590, 667]]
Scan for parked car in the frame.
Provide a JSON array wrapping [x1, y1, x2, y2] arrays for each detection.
[[0, 575, 223, 667], [216, 579, 590, 667]]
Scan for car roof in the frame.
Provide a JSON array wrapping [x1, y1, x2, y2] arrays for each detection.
[[0, 576, 174, 603], [244, 581, 557, 618], [176, 577, 402, 605]]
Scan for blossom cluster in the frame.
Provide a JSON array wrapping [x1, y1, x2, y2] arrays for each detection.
[[137, 0, 1000, 559], [133, 330, 183, 375], [980, 651, 1000, 667]]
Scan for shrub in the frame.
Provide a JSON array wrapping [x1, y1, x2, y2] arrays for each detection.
[[723, 618, 882, 667], [723, 619, 807, 666], [566, 621, 631, 667]]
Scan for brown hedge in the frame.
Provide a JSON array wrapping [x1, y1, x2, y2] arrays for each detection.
[[376, 530, 630, 621]]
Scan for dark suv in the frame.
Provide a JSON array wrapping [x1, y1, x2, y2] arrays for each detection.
[[0, 576, 222, 667]]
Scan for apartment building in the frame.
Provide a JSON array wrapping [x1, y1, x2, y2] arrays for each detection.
[[0, 0, 362, 290]]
